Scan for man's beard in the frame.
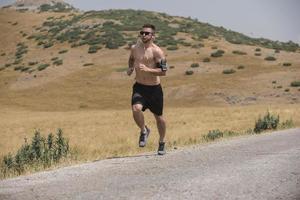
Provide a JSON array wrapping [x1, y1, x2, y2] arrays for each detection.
[[142, 38, 151, 44]]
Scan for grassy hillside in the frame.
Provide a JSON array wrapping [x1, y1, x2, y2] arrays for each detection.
[[0, 8, 299, 178]]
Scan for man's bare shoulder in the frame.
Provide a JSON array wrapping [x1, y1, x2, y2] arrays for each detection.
[[152, 44, 164, 57]]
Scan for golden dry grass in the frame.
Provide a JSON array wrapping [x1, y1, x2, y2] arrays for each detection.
[[1, 104, 299, 162]]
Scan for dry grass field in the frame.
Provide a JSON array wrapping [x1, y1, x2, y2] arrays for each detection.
[[0, 9, 300, 175]]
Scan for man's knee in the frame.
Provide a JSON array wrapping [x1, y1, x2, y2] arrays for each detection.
[[132, 104, 143, 112], [155, 115, 165, 123]]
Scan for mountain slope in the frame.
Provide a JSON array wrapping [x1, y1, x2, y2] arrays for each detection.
[[0, 8, 299, 111]]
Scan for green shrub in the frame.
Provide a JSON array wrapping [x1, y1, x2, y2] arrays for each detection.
[[290, 81, 300, 87], [255, 48, 261, 52], [51, 57, 59, 61], [53, 59, 63, 66], [28, 61, 38, 66], [282, 62, 292, 67], [43, 42, 54, 49], [58, 49, 68, 54], [237, 65, 245, 69], [0, 129, 69, 177], [254, 111, 279, 133], [203, 57, 210, 62], [280, 119, 294, 129], [222, 69, 236, 74], [83, 63, 94, 67], [37, 64, 50, 71], [88, 45, 100, 53], [284, 88, 290, 92], [185, 70, 194, 75], [211, 50, 225, 57], [232, 50, 247, 55], [204, 130, 223, 141], [264, 56, 276, 61], [254, 53, 261, 56], [167, 46, 178, 51], [190, 63, 199, 68]]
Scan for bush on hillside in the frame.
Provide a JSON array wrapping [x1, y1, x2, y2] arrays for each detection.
[[255, 48, 261, 52], [254, 53, 261, 56], [58, 49, 68, 54], [254, 111, 279, 133], [290, 81, 300, 87], [237, 65, 245, 69], [222, 69, 236, 74], [203, 57, 210, 62], [88, 45, 100, 53], [232, 50, 247, 55], [167, 46, 178, 51], [190, 63, 200, 68], [185, 70, 194, 75], [53, 59, 63, 66], [264, 56, 276, 61], [37, 64, 50, 71], [211, 50, 225, 57], [282, 62, 292, 67]]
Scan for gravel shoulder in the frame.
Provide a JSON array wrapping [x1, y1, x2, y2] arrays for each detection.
[[1, 128, 300, 200]]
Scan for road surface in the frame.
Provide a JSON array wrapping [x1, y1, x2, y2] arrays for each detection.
[[1, 128, 300, 200]]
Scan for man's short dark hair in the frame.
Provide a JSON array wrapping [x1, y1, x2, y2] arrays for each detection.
[[142, 24, 156, 33]]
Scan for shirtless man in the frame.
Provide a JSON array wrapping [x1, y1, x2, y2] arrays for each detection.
[[127, 24, 167, 155]]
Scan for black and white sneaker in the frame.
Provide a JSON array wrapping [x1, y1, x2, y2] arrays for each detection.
[[157, 142, 166, 155], [139, 126, 150, 147]]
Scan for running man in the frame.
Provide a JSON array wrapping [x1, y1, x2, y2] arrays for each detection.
[[127, 24, 167, 155]]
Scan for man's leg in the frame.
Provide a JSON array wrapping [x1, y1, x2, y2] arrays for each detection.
[[154, 114, 166, 142], [132, 104, 145, 132]]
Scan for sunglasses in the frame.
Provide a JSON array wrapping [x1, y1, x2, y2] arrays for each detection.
[[140, 31, 152, 36]]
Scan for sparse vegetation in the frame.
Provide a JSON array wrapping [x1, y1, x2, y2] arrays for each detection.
[[88, 45, 100, 54], [59, 49, 68, 54], [1, 129, 69, 178], [282, 62, 292, 67], [237, 65, 245, 69], [37, 63, 50, 71], [222, 69, 236, 74], [290, 81, 300, 87], [203, 57, 210, 62], [232, 50, 247, 55], [53, 59, 63, 66], [211, 50, 225, 57], [264, 56, 276, 61], [83, 63, 94, 67], [190, 63, 200, 68], [254, 53, 261, 56], [167, 46, 178, 51], [254, 111, 279, 133], [185, 70, 194, 75]]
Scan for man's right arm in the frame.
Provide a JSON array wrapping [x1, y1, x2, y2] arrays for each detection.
[[127, 47, 135, 76]]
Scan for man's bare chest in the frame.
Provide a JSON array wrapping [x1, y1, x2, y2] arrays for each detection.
[[134, 49, 156, 64]]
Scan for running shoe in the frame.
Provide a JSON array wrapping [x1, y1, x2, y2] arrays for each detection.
[[157, 141, 166, 155], [139, 126, 150, 147]]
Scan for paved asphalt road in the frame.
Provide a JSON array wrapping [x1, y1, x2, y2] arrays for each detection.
[[1, 128, 300, 200]]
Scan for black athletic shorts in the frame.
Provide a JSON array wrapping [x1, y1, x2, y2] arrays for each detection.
[[131, 82, 164, 116]]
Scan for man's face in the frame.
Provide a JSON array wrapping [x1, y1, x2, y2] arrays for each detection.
[[139, 27, 154, 43]]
